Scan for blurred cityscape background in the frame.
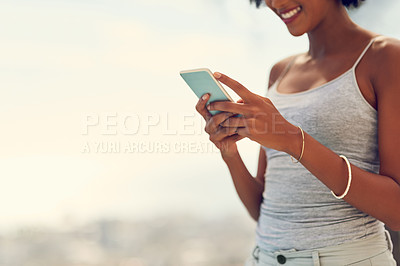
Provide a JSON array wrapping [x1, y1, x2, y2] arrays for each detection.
[[0, 0, 399, 265]]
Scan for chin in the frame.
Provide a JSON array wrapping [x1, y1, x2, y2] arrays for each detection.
[[287, 28, 306, 37]]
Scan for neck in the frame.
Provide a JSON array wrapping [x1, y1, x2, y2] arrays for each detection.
[[307, 6, 361, 59]]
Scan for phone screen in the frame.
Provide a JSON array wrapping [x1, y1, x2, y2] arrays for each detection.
[[180, 68, 234, 115]]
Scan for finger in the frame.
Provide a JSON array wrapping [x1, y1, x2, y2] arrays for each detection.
[[214, 72, 255, 102], [236, 127, 250, 137], [214, 111, 238, 125], [237, 99, 244, 103], [206, 112, 238, 133], [195, 93, 212, 121], [207, 101, 251, 116], [219, 116, 247, 128], [211, 126, 241, 142]]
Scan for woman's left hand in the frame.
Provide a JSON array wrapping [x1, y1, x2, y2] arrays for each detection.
[[207, 72, 300, 154]]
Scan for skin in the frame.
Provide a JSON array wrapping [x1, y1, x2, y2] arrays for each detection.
[[195, 0, 400, 229]]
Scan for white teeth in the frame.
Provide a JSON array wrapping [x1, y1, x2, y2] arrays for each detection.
[[281, 7, 301, 19]]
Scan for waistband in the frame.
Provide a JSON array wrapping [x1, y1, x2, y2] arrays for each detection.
[[251, 230, 393, 266]]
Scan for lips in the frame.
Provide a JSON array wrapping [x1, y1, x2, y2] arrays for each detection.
[[278, 6, 302, 24]]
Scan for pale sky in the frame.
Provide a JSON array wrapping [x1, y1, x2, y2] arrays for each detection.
[[0, 0, 399, 231]]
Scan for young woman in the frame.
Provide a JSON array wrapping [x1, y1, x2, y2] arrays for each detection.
[[195, 0, 400, 265]]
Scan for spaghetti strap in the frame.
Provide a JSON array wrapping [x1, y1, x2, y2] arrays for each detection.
[[352, 36, 380, 69], [274, 55, 299, 86]]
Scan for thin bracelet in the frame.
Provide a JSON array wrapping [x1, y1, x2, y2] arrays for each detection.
[[290, 126, 304, 163], [331, 155, 352, 199]]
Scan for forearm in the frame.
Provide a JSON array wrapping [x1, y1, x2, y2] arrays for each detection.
[[286, 130, 400, 230], [222, 151, 264, 221]]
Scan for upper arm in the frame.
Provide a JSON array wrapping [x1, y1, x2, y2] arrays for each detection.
[[256, 146, 267, 186], [373, 37, 400, 184], [256, 55, 298, 184]]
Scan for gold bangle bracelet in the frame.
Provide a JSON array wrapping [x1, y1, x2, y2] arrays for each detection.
[[290, 126, 304, 163], [331, 155, 352, 199]]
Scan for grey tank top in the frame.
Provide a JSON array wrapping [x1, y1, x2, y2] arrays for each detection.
[[256, 37, 385, 252]]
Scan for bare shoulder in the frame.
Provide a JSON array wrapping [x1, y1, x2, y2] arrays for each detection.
[[268, 55, 298, 88], [372, 36, 400, 54], [369, 36, 400, 93]]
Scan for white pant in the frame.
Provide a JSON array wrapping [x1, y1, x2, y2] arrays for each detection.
[[245, 230, 396, 266]]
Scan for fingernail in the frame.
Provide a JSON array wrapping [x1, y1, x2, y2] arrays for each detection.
[[214, 72, 221, 78], [207, 105, 211, 110], [202, 94, 209, 101]]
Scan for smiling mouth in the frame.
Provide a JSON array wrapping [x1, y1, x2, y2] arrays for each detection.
[[280, 6, 302, 20]]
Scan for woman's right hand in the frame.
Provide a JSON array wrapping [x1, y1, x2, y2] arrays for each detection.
[[195, 93, 245, 157]]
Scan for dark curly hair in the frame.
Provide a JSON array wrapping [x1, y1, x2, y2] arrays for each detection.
[[249, 0, 365, 8]]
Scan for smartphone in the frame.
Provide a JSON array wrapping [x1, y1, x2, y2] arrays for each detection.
[[180, 68, 236, 115]]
